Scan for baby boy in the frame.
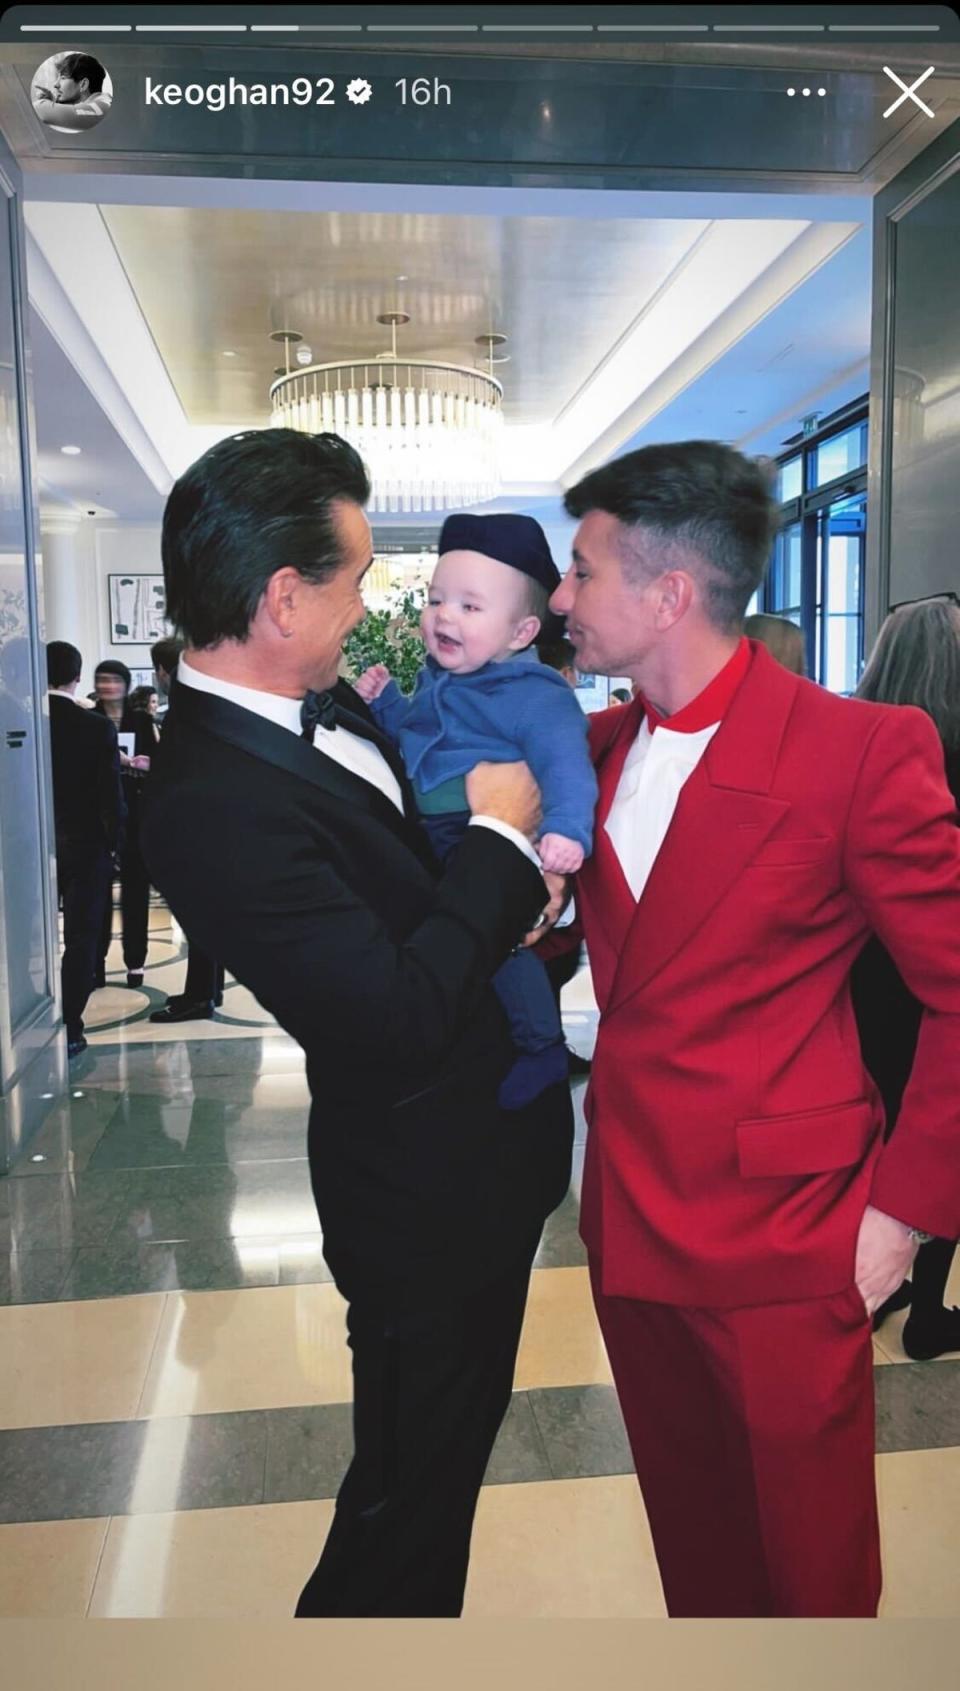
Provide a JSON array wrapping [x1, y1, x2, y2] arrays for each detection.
[[355, 512, 598, 1107]]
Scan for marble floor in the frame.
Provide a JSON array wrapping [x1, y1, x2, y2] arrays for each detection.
[[1, 904, 958, 1617]]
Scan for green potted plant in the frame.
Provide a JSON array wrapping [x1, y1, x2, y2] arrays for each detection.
[[342, 589, 425, 695]]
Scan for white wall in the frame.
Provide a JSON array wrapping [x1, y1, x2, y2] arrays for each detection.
[[40, 518, 164, 693]]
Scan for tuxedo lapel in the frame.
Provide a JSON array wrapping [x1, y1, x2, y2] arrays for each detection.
[[168, 681, 437, 871], [605, 647, 799, 1013]]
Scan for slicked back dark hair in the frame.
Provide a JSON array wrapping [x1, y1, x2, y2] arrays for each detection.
[[162, 429, 371, 650], [564, 441, 779, 632]]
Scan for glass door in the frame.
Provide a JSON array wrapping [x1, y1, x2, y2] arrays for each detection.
[[815, 491, 866, 694]]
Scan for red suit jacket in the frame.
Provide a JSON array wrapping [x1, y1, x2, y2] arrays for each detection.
[[577, 642, 960, 1307]]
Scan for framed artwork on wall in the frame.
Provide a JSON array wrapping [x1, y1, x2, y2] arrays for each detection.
[[108, 574, 169, 645]]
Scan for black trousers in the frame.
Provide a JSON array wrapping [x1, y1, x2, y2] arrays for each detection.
[[58, 841, 112, 1040], [182, 943, 225, 1005], [99, 808, 151, 975], [295, 1237, 539, 1618]]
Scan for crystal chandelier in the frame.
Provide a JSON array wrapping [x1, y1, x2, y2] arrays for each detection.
[[269, 315, 504, 514]]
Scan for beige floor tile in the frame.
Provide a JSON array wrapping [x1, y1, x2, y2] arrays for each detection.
[[134, 1267, 608, 1423], [877, 1447, 960, 1617], [88, 1479, 659, 1620], [873, 1307, 960, 1366], [136, 1282, 352, 1419], [0, 1517, 110, 1617], [89, 1499, 334, 1618], [514, 1267, 612, 1390], [0, 1295, 165, 1430], [466, 1475, 664, 1617]]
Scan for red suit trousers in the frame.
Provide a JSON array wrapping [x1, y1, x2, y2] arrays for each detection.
[[590, 1259, 882, 1617]]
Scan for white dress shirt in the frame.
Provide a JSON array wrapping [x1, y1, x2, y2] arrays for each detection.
[[177, 657, 537, 865], [605, 716, 721, 902]]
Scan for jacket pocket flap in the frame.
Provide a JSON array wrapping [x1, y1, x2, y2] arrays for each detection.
[[750, 837, 833, 867], [736, 1098, 877, 1179]]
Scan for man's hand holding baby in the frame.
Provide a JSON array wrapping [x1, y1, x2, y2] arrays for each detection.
[[538, 833, 585, 875], [354, 664, 392, 703]]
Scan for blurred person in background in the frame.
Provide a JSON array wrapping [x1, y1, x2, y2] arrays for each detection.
[[743, 612, 806, 678], [93, 658, 157, 989], [148, 635, 224, 1022], [129, 684, 159, 717], [47, 641, 125, 1058], [853, 595, 960, 1360], [537, 636, 580, 689]]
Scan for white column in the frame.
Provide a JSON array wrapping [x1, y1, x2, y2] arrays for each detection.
[[40, 517, 99, 683]]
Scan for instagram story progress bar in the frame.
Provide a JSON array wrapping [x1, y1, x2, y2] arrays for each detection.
[[5, 5, 959, 43]]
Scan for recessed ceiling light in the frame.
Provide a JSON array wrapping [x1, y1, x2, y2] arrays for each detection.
[[31, 1153, 46, 1163], [223, 350, 237, 357], [60, 445, 82, 456]]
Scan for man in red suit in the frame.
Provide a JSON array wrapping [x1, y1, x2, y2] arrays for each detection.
[[549, 441, 960, 1617]]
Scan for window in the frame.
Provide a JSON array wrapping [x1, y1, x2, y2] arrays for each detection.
[[811, 421, 868, 490], [778, 456, 803, 501], [757, 402, 868, 691]]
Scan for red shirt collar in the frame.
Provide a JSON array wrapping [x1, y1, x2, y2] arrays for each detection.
[[639, 637, 751, 735]]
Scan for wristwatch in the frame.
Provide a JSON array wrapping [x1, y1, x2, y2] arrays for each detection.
[[908, 1228, 935, 1245]]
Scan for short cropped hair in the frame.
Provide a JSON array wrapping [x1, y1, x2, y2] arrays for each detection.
[[162, 429, 371, 649], [59, 53, 106, 94], [150, 636, 183, 675], [565, 441, 779, 633], [47, 640, 82, 688]]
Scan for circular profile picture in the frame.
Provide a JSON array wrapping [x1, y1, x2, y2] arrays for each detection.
[[31, 52, 113, 134]]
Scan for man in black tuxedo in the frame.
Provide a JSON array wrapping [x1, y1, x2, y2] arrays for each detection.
[[46, 640, 125, 1058], [142, 429, 573, 1617]]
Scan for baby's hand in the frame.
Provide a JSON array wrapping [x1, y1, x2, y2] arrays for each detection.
[[538, 833, 585, 874], [354, 664, 392, 703]]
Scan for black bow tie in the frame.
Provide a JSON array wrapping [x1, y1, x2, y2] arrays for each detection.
[[300, 689, 337, 740]]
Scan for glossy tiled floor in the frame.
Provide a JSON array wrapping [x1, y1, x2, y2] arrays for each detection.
[[1, 904, 958, 1617]]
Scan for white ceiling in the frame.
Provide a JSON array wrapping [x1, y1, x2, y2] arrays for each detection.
[[30, 308, 166, 522], [24, 177, 872, 524], [97, 204, 713, 430]]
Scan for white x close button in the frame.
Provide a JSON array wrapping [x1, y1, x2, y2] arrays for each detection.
[[883, 66, 936, 120]]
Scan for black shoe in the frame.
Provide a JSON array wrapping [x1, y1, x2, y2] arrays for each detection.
[[126, 971, 144, 989], [566, 1048, 592, 1078], [872, 1279, 912, 1331], [67, 1035, 88, 1059], [94, 969, 105, 989], [149, 999, 215, 1025], [901, 1306, 960, 1362]]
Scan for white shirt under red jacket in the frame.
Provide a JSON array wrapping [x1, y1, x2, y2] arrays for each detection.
[[574, 635, 960, 1618], [577, 636, 960, 1305]]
